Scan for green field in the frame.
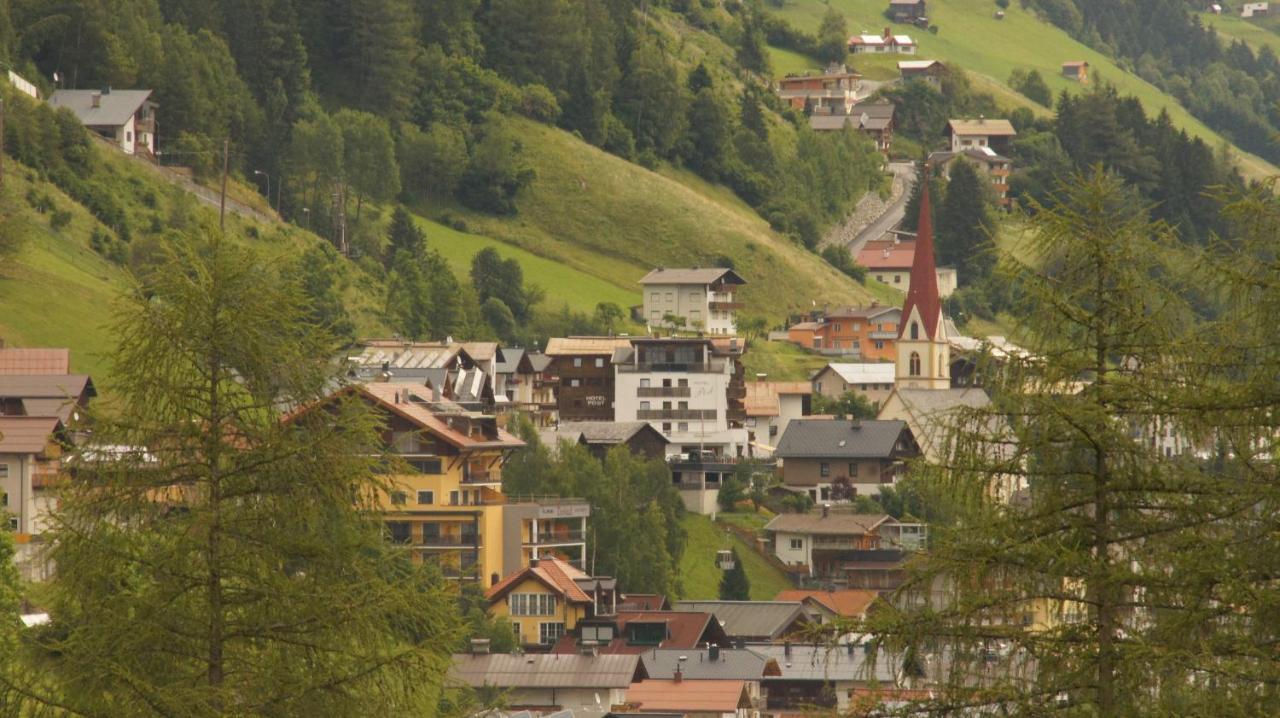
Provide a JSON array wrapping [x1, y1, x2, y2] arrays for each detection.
[[769, 45, 822, 77], [1200, 11, 1280, 55], [436, 118, 884, 321], [679, 513, 793, 600], [415, 215, 640, 315], [772, 0, 1278, 181], [742, 339, 831, 382]]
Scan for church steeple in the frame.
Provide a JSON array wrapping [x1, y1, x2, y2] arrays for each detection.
[[895, 174, 951, 390], [900, 176, 942, 340]]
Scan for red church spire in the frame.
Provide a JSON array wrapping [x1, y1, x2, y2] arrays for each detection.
[[899, 174, 942, 339]]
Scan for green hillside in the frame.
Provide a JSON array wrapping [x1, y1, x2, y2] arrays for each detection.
[[424, 117, 883, 321], [772, 0, 1279, 180], [678, 513, 793, 600], [1199, 11, 1280, 55]]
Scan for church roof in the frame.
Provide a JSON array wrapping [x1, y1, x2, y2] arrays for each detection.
[[899, 179, 943, 339]]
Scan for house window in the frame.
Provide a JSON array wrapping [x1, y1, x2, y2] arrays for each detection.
[[790, 538, 803, 550], [627, 622, 667, 646], [877, 275, 885, 283], [386, 521, 412, 544], [640, 401, 651, 410], [580, 624, 615, 642], [894, 275, 902, 284], [678, 422, 689, 432], [662, 423, 672, 434], [910, 322, 919, 340], [570, 379, 581, 388], [650, 292, 659, 303], [665, 292, 674, 302], [126, 131, 132, 142], [833, 324, 841, 333], [874, 340, 885, 350], [409, 457, 443, 474], [0, 464, 7, 479], [449, 490, 460, 505], [595, 358, 604, 368], [678, 378, 688, 387], [390, 491, 407, 506], [573, 357, 583, 367], [6, 517, 15, 532], [910, 352, 921, 376], [417, 490, 434, 505], [820, 462, 830, 477], [640, 378, 651, 388], [510, 593, 558, 616], [539, 622, 566, 644], [849, 463, 858, 476]]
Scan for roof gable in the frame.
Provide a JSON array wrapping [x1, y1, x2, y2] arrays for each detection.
[[485, 558, 592, 604], [774, 419, 910, 459], [49, 89, 153, 128]]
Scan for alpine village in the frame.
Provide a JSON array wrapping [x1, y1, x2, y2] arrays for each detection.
[[3, 0, 1280, 716]]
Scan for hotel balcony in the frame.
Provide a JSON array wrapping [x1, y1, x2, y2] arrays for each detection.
[[526, 529, 587, 546], [637, 386, 692, 398], [618, 360, 727, 373], [637, 408, 717, 421]]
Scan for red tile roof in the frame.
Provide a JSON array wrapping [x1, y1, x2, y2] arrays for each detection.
[[617, 593, 669, 611], [775, 589, 879, 618], [625, 679, 751, 712], [356, 383, 524, 450], [0, 348, 70, 375], [486, 557, 592, 603], [899, 179, 942, 339], [857, 240, 917, 270]]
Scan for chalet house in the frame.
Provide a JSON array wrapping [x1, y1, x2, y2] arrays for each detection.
[[544, 336, 633, 422], [774, 419, 919, 500], [495, 348, 557, 426], [450, 651, 645, 714], [552, 610, 732, 655], [946, 117, 1017, 154], [784, 304, 900, 360], [777, 64, 863, 116], [856, 237, 958, 296], [764, 509, 927, 589], [1242, 2, 1269, 17], [672, 600, 812, 642], [640, 267, 746, 336], [848, 28, 917, 54], [929, 147, 1014, 208], [540, 420, 671, 461], [1061, 60, 1089, 83], [809, 101, 895, 154], [810, 362, 897, 405], [49, 88, 157, 156], [744, 379, 812, 448], [485, 556, 610, 649], [888, 0, 927, 22], [898, 59, 945, 86]]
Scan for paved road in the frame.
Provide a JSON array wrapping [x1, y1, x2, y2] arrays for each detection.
[[846, 161, 916, 255]]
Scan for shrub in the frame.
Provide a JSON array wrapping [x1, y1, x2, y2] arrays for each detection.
[[50, 209, 73, 230]]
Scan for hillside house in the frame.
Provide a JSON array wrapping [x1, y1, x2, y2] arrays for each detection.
[[888, 0, 926, 22], [540, 421, 671, 461], [640, 267, 746, 336], [754, 642, 915, 712], [775, 589, 880, 624], [774, 419, 919, 500], [49, 88, 157, 156], [552, 610, 732, 655], [545, 336, 634, 422], [777, 64, 864, 116], [898, 59, 945, 86], [857, 237, 958, 296], [784, 304, 900, 360], [744, 379, 812, 449], [495, 349, 557, 426], [1242, 2, 1269, 17], [848, 28, 917, 54], [764, 508, 926, 588], [345, 340, 498, 413], [810, 362, 897, 405], [640, 647, 771, 707], [450, 651, 644, 713], [929, 147, 1014, 208], [1061, 61, 1089, 83], [946, 117, 1017, 154]]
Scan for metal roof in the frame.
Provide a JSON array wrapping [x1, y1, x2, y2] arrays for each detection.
[[638, 268, 746, 286], [550, 421, 669, 445], [753, 643, 898, 683], [817, 363, 896, 385], [640, 647, 770, 681], [774, 419, 908, 459], [49, 89, 152, 128], [544, 337, 635, 356], [450, 653, 641, 688], [0, 375, 94, 401], [494, 347, 525, 374], [673, 601, 810, 640], [764, 512, 894, 537]]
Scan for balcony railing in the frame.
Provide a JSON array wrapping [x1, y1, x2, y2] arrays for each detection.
[[419, 535, 481, 547], [709, 300, 743, 311], [637, 386, 691, 398], [618, 360, 726, 373], [461, 469, 498, 484], [636, 409, 717, 421], [528, 529, 587, 544]]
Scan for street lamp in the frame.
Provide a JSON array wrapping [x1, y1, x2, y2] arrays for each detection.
[[252, 169, 271, 212], [302, 207, 311, 231]]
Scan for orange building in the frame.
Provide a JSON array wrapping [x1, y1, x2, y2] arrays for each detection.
[[785, 305, 901, 361]]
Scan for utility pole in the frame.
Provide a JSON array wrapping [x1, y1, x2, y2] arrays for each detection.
[[0, 96, 6, 193], [219, 138, 229, 231]]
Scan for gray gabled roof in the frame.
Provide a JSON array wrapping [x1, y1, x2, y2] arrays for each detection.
[[556, 421, 669, 445], [764, 512, 894, 537], [774, 419, 908, 459], [494, 347, 525, 374], [641, 647, 771, 681], [894, 388, 990, 416], [753, 643, 898, 683], [639, 267, 746, 286], [450, 653, 641, 689], [672, 601, 810, 640], [49, 89, 153, 128]]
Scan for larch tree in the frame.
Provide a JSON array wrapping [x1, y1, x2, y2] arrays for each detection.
[[37, 230, 462, 716], [867, 170, 1280, 715]]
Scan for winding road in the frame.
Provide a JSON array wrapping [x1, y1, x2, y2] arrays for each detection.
[[846, 161, 916, 255]]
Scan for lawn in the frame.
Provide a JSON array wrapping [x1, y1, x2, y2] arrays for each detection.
[[771, 0, 1278, 181], [1199, 11, 1280, 55], [679, 513, 794, 601], [769, 45, 822, 77], [413, 215, 640, 316], [742, 339, 831, 382]]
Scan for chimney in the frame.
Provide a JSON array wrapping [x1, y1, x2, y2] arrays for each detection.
[[884, 26, 891, 38], [821, 504, 830, 518], [90, 91, 101, 108], [673, 666, 683, 683], [529, 556, 540, 568], [784, 640, 792, 658], [709, 644, 721, 662], [470, 638, 491, 655]]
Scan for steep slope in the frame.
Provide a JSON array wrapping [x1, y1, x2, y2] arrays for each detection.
[[773, 0, 1278, 180], [421, 118, 882, 321], [1199, 11, 1280, 55]]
